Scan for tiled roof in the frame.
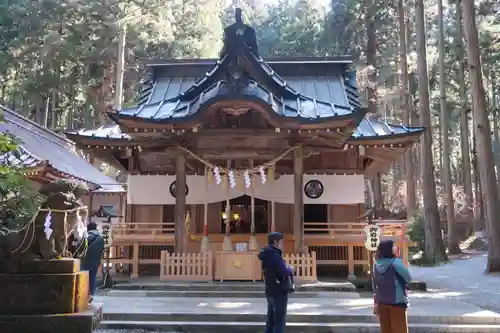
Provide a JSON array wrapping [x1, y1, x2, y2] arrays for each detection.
[[138, 74, 360, 112], [111, 34, 362, 124], [0, 105, 125, 192], [352, 118, 424, 139], [117, 79, 355, 122], [68, 123, 131, 140]]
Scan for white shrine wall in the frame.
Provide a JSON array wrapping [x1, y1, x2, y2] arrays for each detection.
[[127, 174, 365, 205]]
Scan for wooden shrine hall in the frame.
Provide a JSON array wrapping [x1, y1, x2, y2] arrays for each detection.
[[66, 9, 424, 281]]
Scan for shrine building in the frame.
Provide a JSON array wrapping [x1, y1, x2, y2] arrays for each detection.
[[66, 10, 423, 281], [0, 104, 125, 216]]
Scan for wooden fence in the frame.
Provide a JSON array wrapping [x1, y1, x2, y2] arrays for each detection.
[[284, 251, 317, 281], [160, 251, 213, 281]]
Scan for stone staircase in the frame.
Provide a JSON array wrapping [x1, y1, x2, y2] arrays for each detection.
[[97, 280, 500, 333], [104, 280, 357, 298], [100, 311, 500, 333]]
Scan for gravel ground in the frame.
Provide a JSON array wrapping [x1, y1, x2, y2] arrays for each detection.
[[411, 252, 500, 311]]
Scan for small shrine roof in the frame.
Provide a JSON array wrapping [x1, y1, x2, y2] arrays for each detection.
[[0, 105, 125, 192], [352, 118, 424, 140]]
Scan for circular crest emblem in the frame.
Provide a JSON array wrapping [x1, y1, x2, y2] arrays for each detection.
[[304, 180, 324, 199], [169, 181, 189, 198]]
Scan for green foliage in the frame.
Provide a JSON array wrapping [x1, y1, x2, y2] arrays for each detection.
[[0, 113, 42, 229], [406, 211, 425, 251]]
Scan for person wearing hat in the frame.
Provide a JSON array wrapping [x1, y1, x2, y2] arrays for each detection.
[[372, 239, 411, 333], [258, 232, 294, 333]]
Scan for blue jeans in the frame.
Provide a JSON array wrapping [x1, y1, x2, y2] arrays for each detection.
[[82, 264, 98, 296], [265, 293, 288, 333]]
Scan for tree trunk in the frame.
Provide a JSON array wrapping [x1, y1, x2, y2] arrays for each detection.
[[365, 0, 376, 115], [365, 0, 383, 211], [438, 0, 459, 253], [455, 0, 474, 219], [491, 72, 500, 194], [415, 0, 447, 263], [398, 0, 416, 217], [50, 89, 57, 129], [471, 112, 486, 229], [115, 23, 127, 111], [463, 0, 500, 272]]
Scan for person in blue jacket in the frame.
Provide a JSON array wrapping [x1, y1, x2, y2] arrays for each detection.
[[372, 239, 411, 333], [258, 232, 294, 333], [81, 221, 105, 299]]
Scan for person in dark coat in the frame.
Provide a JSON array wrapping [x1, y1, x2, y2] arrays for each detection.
[[373, 240, 411, 333], [258, 232, 294, 333], [81, 221, 105, 297]]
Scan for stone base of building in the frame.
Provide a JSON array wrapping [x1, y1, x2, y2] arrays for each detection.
[[0, 303, 103, 333], [0, 258, 89, 315]]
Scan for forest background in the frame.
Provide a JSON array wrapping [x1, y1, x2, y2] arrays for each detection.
[[1, 0, 500, 267]]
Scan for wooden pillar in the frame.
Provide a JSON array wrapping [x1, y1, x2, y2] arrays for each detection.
[[222, 160, 232, 251], [201, 201, 209, 253], [119, 193, 126, 224], [131, 243, 139, 279], [402, 242, 409, 266], [271, 201, 276, 232], [88, 192, 94, 218], [249, 160, 258, 250], [293, 146, 304, 253], [175, 155, 187, 253], [347, 245, 355, 276]]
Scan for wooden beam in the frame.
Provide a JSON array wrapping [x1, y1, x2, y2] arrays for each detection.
[[174, 155, 187, 253], [192, 150, 294, 160], [293, 146, 305, 254], [187, 128, 291, 139]]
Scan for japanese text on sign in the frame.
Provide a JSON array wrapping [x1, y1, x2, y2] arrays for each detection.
[[100, 223, 113, 248], [363, 225, 381, 251]]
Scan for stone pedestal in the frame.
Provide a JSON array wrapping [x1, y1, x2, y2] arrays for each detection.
[[0, 303, 103, 333], [0, 259, 102, 333]]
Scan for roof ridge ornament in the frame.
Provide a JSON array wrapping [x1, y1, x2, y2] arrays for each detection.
[[219, 7, 258, 92], [220, 7, 259, 58]]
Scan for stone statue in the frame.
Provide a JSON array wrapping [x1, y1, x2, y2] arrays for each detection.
[[0, 179, 89, 263]]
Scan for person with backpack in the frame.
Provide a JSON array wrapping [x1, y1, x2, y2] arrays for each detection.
[[81, 221, 105, 299], [372, 239, 411, 333], [258, 232, 295, 333]]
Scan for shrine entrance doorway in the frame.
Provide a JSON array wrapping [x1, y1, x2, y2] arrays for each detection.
[[220, 195, 269, 234]]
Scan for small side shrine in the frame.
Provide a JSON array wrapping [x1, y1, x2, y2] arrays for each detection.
[[66, 9, 424, 281], [0, 104, 126, 222]]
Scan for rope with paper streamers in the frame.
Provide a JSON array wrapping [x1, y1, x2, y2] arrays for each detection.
[[8, 206, 89, 258], [177, 145, 298, 188]]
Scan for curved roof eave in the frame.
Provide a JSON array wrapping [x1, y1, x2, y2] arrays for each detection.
[[66, 119, 424, 148], [347, 119, 425, 145]]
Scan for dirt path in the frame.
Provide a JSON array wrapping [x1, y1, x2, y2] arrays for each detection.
[[411, 252, 500, 311]]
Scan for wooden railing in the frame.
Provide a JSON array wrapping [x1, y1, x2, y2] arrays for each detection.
[[160, 251, 213, 281], [284, 252, 317, 281], [114, 221, 175, 237], [113, 221, 407, 239], [304, 220, 408, 239]]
